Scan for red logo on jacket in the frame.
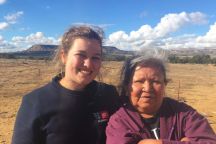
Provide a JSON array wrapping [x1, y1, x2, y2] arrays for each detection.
[[93, 110, 109, 123]]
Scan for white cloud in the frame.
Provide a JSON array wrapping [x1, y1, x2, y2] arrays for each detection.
[[0, 32, 59, 52], [106, 12, 209, 50], [0, 42, 21, 53], [0, 0, 6, 5], [159, 28, 216, 49], [0, 36, 16, 53], [160, 35, 197, 49], [0, 22, 9, 30], [1, 32, 59, 52], [196, 22, 216, 43], [151, 12, 207, 38], [2, 12, 216, 52], [189, 12, 208, 25], [0, 11, 23, 31], [12, 32, 58, 46], [4, 11, 24, 24]]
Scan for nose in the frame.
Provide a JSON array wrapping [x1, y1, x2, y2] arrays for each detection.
[[83, 58, 93, 69], [142, 81, 153, 92]]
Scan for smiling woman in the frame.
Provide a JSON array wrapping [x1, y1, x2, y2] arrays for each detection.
[[129, 62, 166, 118], [59, 36, 102, 90], [11, 25, 121, 144], [106, 54, 216, 144]]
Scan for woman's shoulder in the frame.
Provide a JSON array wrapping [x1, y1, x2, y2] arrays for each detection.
[[23, 75, 63, 100], [21, 80, 62, 114], [108, 107, 126, 125], [96, 81, 117, 89], [108, 104, 142, 132], [22, 81, 54, 103], [110, 104, 137, 120], [91, 81, 119, 96], [162, 97, 196, 114]]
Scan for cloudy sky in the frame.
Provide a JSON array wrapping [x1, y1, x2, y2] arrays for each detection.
[[0, 0, 216, 52]]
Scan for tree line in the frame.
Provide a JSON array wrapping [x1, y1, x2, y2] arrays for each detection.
[[0, 53, 131, 61], [168, 54, 216, 64]]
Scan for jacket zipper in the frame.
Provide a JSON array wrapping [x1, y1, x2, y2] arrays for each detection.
[[168, 126, 174, 140]]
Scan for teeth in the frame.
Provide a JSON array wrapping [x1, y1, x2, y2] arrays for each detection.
[[80, 70, 91, 74]]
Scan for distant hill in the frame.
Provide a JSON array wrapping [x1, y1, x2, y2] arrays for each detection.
[[102, 46, 134, 60], [25, 44, 58, 52], [0, 44, 134, 60], [103, 46, 132, 55], [1, 44, 216, 60], [1, 45, 58, 59]]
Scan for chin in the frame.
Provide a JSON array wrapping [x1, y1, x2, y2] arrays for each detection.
[[80, 79, 92, 86], [138, 106, 155, 113]]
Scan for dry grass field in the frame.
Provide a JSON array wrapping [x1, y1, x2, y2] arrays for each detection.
[[0, 58, 216, 144]]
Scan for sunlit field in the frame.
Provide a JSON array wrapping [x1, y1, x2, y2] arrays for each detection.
[[0, 58, 216, 144]]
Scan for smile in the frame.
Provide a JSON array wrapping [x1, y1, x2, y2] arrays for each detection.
[[140, 95, 154, 99], [79, 70, 92, 75]]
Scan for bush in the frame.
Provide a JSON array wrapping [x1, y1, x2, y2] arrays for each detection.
[[168, 54, 214, 64]]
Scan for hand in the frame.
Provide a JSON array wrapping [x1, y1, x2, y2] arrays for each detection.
[[181, 137, 189, 142], [138, 139, 162, 144]]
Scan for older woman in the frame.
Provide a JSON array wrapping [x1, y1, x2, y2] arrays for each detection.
[[106, 55, 216, 144]]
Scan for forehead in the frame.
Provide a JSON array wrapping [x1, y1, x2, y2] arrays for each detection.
[[70, 38, 101, 52], [132, 65, 163, 78]]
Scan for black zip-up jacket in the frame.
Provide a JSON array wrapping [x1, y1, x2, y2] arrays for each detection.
[[12, 75, 120, 144]]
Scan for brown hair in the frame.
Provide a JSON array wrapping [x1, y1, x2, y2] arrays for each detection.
[[61, 25, 103, 54]]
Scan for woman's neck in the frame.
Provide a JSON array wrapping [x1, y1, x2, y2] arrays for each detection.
[[59, 77, 85, 91], [140, 113, 156, 119]]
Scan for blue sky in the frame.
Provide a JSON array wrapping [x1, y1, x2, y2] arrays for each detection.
[[0, 0, 216, 52]]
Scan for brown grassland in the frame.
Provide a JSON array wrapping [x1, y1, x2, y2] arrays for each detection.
[[0, 58, 216, 144]]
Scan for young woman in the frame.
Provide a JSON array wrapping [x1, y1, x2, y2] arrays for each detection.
[[106, 54, 216, 144], [12, 25, 120, 144]]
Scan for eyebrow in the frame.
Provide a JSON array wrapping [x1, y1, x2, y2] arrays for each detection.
[[76, 50, 102, 56]]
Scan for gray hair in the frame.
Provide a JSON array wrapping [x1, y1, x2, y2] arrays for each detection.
[[119, 49, 169, 98]]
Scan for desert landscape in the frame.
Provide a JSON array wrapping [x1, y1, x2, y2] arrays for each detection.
[[0, 58, 216, 144]]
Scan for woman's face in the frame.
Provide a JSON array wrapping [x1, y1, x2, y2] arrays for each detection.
[[128, 65, 166, 118], [61, 38, 102, 90]]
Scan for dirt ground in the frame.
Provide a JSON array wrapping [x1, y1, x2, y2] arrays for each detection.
[[0, 59, 216, 144]]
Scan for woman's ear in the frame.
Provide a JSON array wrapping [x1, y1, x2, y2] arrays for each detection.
[[60, 49, 67, 65]]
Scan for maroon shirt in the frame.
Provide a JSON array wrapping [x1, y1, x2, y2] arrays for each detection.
[[106, 97, 216, 144]]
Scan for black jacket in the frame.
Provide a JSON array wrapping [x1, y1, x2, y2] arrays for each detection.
[[12, 75, 120, 144]]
